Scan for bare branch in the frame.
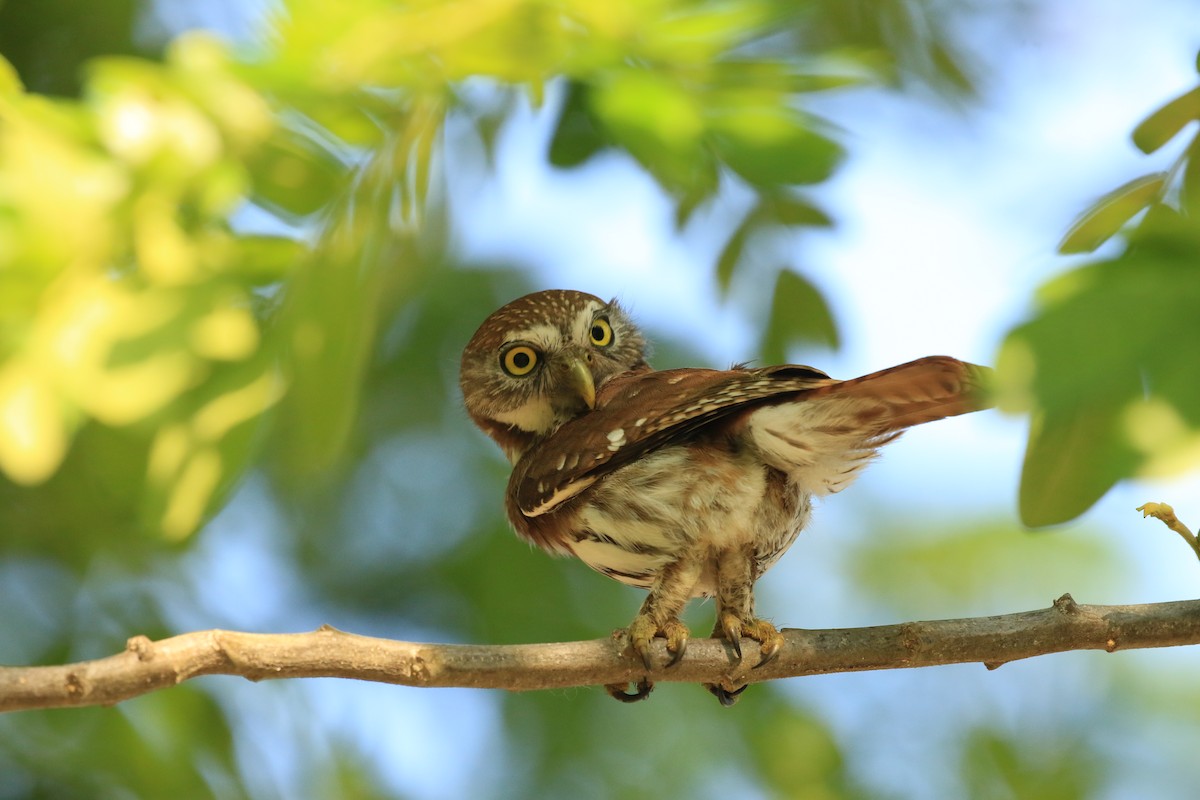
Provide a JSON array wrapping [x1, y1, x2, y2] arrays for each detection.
[[3, 594, 1199, 713]]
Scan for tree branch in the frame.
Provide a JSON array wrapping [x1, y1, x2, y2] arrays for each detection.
[[3, 593, 1199, 713]]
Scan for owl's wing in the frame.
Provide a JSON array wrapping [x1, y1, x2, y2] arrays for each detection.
[[511, 356, 989, 517], [745, 355, 990, 494]]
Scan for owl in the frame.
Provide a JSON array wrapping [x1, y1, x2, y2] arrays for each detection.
[[460, 289, 990, 703]]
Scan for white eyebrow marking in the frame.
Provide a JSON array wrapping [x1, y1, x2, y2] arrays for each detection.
[[504, 323, 560, 348], [571, 301, 607, 343]]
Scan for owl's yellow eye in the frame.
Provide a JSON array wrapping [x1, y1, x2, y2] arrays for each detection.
[[501, 345, 540, 376], [589, 317, 614, 347]]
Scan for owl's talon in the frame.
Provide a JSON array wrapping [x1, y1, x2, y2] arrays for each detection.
[[748, 618, 784, 666], [606, 680, 653, 703], [664, 640, 687, 668], [714, 616, 782, 666], [715, 611, 744, 660], [627, 614, 690, 670], [705, 682, 748, 707], [753, 645, 781, 669]]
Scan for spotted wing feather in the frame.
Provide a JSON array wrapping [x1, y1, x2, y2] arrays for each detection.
[[511, 364, 834, 516]]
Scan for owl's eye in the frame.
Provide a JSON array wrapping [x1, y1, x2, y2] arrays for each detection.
[[501, 345, 540, 377], [589, 317, 614, 348]]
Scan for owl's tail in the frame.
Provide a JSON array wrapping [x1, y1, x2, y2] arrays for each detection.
[[818, 355, 994, 432]]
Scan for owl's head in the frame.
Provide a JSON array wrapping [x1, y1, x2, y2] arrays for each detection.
[[461, 289, 648, 459]]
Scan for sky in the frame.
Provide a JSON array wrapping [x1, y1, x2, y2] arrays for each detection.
[[189, 1, 1200, 797]]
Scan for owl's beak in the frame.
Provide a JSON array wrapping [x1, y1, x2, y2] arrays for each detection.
[[567, 356, 596, 410]]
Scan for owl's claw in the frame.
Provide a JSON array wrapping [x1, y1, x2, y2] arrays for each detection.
[[627, 614, 690, 670], [704, 682, 748, 707], [715, 614, 783, 667], [605, 679, 653, 703]]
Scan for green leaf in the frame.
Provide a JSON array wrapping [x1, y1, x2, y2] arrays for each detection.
[[231, 234, 308, 285], [1002, 247, 1200, 524], [548, 82, 606, 168], [715, 216, 753, 294], [1132, 86, 1200, 154], [590, 70, 710, 192], [1183, 131, 1200, 216], [1058, 173, 1165, 254], [249, 128, 348, 219], [763, 193, 834, 227], [1018, 405, 1136, 527], [711, 109, 844, 187], [759, 269, 838, 363]]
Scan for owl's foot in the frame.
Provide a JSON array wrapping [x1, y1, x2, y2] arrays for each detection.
[[604, 679, 653, 703], [627, 613, 690, 670], [714, 613, 784, 667], [704, 680, 749, 707]]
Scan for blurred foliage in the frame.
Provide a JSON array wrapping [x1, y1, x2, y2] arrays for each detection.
[[0, 1, 1193, 799], [998, 60, 1200, 526], [848, 520, 1125, 617], [960, 727, 1103, 800], [0, 0, 155, 96], [0, 0, 984, 544]]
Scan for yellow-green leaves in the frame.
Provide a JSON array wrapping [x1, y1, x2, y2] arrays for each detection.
[[0, 54, 22, 96], [1002, 250, 1200, 526], [1058, 173, 1166, 254], [0, 0, 868, 541], [1059, 80, 1200, 255], [0, 35, 289, 538], [1132, 86, 1200, 155]]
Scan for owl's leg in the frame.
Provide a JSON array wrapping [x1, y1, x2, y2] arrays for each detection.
[[704, 545, 784, 705], [627, 554, 702, 669], [605, 556, 701, 702]]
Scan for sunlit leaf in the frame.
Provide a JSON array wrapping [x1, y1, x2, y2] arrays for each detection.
[[146, 362, 280, 540], [711, 108, 844, 187], [0, 54, 22, 95], [1131, 86, 1200, 154], [0, 363, 68, 485], [1057, 173, 1165, 254], [759, 268, 838, 363], [590, 69, 710, 191]]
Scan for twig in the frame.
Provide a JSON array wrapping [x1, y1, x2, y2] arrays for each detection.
[[1137, 502, 1200, 563], [3, 594, 1200, 713]]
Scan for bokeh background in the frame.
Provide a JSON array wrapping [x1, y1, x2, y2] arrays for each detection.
[[2, 0, 1200, 797]]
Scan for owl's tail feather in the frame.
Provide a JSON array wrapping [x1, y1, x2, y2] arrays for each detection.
[[818, 355, 993, 432]]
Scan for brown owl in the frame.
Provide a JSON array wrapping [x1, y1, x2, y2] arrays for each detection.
[[461, 289, 990, 703]]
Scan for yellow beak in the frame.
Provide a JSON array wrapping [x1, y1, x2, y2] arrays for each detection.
[[567, 356, 596, 409]]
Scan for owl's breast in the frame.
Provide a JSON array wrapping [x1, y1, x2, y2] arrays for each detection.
[[513, 443, 811, 595]]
